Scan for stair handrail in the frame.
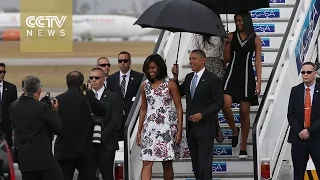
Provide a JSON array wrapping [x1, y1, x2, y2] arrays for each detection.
[[123, 30, 168, 180], [252, 0, 315, 179]]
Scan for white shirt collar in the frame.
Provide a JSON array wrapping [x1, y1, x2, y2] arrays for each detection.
[[304, 82, 316, 90], [0, 81, 3, 86], [194, 67, 205, 78], [92, 86, 105, 100], [120, 69, 131, 77]]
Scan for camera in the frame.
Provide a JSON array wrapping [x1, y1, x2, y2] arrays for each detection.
[[40, 92, 56, 105], [92, 117, 103, 144]]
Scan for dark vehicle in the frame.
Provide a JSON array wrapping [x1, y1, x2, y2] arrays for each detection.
[[0, 131, 15, 180]]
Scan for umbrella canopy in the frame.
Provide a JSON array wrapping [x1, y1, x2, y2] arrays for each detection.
[[134, 0, 227, 38], [214, 0, 270, 14]]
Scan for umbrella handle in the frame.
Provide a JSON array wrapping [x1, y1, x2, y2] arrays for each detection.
[[175, 32, 181, 66], [225, 0, 229, 33]]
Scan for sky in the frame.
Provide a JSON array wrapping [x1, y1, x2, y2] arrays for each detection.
[[0, 0, 160, 16]]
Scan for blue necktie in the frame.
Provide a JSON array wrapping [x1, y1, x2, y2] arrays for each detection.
[[190, 73, 198, 99]]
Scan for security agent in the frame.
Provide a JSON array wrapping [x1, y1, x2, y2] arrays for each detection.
[[9, 76, 63, 180], [54, 71, 106, 180]]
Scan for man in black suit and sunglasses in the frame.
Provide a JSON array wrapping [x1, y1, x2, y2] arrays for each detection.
[[287, 62, 320, 180], [96, 57, 111, 87], [107, 51, 144, 141], [0, 63, 17, 149]]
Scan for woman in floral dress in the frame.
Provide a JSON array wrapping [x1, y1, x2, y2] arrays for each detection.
[[136, 54, 183, 180]]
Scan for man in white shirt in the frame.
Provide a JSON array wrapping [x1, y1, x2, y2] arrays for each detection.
[[89, 67, 122, 180], [172, 50, 224, 180], [107, 51, 144, 141], [96, 57, 111, 87]]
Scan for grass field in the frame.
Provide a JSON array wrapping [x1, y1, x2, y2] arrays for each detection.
[[0, 41, 156, 58], [5, 64, 144, 89]]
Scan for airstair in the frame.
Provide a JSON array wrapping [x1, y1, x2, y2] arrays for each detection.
[[122, 0, 320, 179]]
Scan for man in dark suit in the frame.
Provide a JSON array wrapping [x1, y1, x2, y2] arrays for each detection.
[[89, 67, 122, 180], [10, 76, 63, 180], [54, 71, 106, 180], [172, 49, 224, 180], [0, 63, 17, 148], [96, 57, 111, 87], [107, 51, 144, 140], [287, 62, 320, 180]]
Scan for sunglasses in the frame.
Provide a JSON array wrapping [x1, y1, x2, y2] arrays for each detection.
[[118, 59, 129, 63], [301, 71, 313, 74], [98, 63, 111, 67], [89, 76, 102, 80], [0, 70, 6, 74]]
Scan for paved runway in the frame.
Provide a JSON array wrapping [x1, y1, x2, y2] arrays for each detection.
[[0, 57, 146, 66]]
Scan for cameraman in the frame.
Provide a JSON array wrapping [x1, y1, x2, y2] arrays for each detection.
[[9, 76, 63, 180], [54, 71, 106, 180]]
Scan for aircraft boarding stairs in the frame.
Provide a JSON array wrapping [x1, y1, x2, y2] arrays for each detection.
[[122, 0, 320, 179]]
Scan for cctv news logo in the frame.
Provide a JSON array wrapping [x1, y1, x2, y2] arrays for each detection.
[[25, 16, 67, 37]]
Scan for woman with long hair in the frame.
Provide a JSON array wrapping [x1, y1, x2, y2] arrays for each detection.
[[223, 10, 262, 159], [136, 54, 183, 180]]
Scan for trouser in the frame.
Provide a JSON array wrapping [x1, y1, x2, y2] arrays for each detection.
[[58, 155, 96, 180], [21, 165, 63, 180]]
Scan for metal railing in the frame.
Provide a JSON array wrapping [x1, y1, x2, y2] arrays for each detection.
[[252, 0, 309, 179]]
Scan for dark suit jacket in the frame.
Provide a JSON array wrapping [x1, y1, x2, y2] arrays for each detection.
[[0, 81, 17, 129], [9, 96, 62, 171], [98, 88, 122, 150], [54, 87, 106, 160], [287, 82, 320, 143], [107, 70, 144, 119], [177, 70, 224, 138]]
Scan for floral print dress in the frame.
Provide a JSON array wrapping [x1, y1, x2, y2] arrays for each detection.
[[140, 77, 181, 161]]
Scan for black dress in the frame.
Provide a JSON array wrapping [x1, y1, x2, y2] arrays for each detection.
[[223, 31, 259, 106]]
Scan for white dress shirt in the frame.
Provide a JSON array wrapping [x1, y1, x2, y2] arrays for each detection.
[[0, 81, 3, 100], [305, 82, 316, 104], [190, 67, 205, 91], [119, 69, 131, 95], [92, 86, 105, 100]]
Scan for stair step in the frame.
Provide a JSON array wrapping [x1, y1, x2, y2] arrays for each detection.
[[259, 33, 285, 37], [269, 0, 296, 5], [152, 172, 254, 179], [262, 48, 281, 52], [221, 7, 295, 20], [181, 101, 262, 118], [226, 22, 288, 34], [177, 134, 254, 157], [152, 157, 254, 174], [182, 63, 273, 68], [180, 125, 255, 141], [256, 51, 278, 63], [223, 19, 290, 23], [269, 4, 296, 8], [213, 144, 254, 157]]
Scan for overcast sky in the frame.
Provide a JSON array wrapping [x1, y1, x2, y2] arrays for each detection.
[[0, 0, 159, 16]]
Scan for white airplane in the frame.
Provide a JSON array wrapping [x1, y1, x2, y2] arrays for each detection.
[[0, 13, 153, 41], [72, 15, 153, 40]]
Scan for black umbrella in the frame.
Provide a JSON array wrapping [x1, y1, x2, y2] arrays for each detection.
[[215, 0, 270, 14], [134, 0, 227, 65], [193, 0, 270, 32], [134, 0, 226, 38]]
